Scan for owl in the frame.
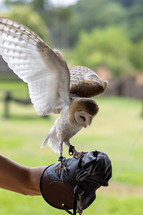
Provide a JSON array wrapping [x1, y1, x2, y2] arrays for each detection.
[[0, 17, 107, 168]]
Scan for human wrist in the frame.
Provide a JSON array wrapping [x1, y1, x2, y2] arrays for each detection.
[[28, 166, 46, 196]]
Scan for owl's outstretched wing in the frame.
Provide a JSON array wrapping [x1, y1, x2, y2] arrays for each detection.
[[69, 66, 108, 98], [0, 17, 70, 115]]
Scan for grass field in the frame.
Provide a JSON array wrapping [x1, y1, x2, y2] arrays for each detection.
[[0, 86, 143, 215]]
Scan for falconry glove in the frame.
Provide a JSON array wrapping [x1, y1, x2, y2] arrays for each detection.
[[40, 151, 112, 215]]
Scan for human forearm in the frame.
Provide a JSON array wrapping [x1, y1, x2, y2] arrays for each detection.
[[0, 154, 46, 196]]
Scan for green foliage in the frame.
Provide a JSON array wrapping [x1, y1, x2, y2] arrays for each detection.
[[2, 5, 50, 43], [73, 26, 133, 76], [74, 0, 125, 31], [1, 0, 143, 75], [125, 2, 143, 42], [72, 0, 143, 43], [47, 6, 73, 48], [3, 0, 143, 45], [10, 0, 74, 48], [129, 40, 143, 71]]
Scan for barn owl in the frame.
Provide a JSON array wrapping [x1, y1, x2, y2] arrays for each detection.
[[0, 17, 107, 167]]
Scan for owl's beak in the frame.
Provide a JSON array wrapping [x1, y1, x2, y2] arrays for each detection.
[[84, 122, 87, 128], [84, 116, 93, 128]]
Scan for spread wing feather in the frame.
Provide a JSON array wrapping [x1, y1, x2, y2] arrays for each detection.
[[0, 17, 70, 115], [69, 66, 108, 98]]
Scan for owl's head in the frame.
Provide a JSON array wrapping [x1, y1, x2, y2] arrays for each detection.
[[69, 98, 99, 127]]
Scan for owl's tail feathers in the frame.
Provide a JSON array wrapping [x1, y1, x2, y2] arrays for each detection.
[[40, 133, 49, 149], [40, 127, 61, 154]]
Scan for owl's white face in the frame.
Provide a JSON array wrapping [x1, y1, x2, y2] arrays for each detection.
[[74, 111, 94, 128]]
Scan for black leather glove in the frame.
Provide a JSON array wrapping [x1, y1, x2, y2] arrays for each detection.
[[40, 151, 112, 215]]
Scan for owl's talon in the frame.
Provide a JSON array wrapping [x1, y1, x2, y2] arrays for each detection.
[[68, 145, 86, 158], [55, 156, 67, 175], [73, 151, 87, 158]]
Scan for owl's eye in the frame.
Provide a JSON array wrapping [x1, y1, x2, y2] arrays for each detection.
[[80, 115, 86, 121]]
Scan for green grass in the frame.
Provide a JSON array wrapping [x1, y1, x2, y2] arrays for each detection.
[[0, 82, 29, 102], [0, 91, 143, 214], [0, 81, 27, 91]]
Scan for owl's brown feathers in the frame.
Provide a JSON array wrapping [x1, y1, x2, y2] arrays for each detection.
[[70, 79, 107, 98], [69, 98, 99, 118], [69, 65, 108, 98]]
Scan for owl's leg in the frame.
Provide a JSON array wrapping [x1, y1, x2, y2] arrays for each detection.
[[71, 146, 85, 158], [64, 141, 74, 156], [66, 142, 86, 158], [69, 144, 76, 156], [55, 142, 67, 175], [65, 141, 83, 158]]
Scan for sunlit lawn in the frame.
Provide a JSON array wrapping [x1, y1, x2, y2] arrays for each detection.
[[0, 85, 143, 215]]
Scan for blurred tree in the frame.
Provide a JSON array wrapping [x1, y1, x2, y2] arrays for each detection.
[[130, 40, 143, 71], [3, 0, 73, 48], [126, 2, 143, 42], [2, 0, 143, 75], [114, 0, 143, 42], [19, 0, 73, 48], [26, 0, 73, 48], [30, 0, 51, 21], [115, 0, 136, 8], [74, 0, 125, 30], [47, 5, 73, 48], [68, 0, 126, 45], [73, 26, 133, 77], [69, 0, 143, 45], [2, 4, 50, 43], [4, 0, 143, 46]]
